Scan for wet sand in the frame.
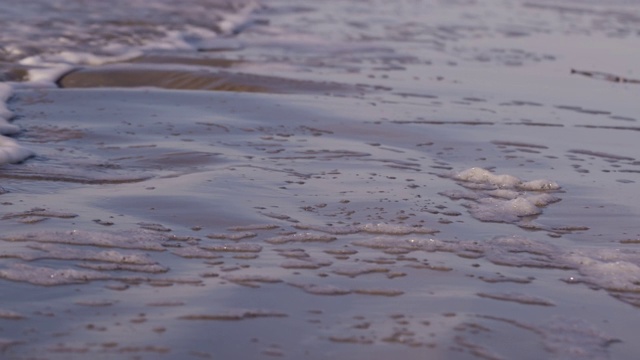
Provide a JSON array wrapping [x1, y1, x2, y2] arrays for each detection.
[[2, 0, 640, 359]]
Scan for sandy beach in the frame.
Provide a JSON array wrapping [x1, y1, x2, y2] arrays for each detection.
[[1, 0, 640, 359]]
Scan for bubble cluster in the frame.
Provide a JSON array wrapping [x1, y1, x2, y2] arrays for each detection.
[[441, 167, 563, 228]]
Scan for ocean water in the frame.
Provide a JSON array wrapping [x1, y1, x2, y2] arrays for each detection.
[[1, 0, 640, 359]]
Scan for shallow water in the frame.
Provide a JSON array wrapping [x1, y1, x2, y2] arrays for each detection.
[[1, 0, 640, 359]]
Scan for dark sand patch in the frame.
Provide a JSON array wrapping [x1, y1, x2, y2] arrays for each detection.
[[58, 65, 355, 95]]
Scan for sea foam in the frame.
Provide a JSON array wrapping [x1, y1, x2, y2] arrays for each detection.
[[454, 167, 560, 191], [447, 167, 561, 225], [0, 135, 34, 165], [0, 83, 34, 164]]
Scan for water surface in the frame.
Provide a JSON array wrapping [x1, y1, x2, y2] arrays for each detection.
[[1, 0, 640, 359]]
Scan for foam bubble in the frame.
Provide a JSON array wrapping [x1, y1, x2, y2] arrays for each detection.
[[562, 249, 640, 292], [453, 167, 560, 191], [525, 193, 561, 207], [454, 167, 521, 188], [445, 167, 562, 226], [468, 197, 542, 223], [486, 189, 520, 199], [519, 179, 561, 191]]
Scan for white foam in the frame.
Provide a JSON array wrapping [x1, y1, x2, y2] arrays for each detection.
[[486, 189, 520, 199], [562, 249, 640, 292], [468, 197, 542, 223], [519, 179, 561, 191], [454, 167, 521, 188], [446, 167, 561, 225], [214, 2, 261, 36], [18, 50, 143, 85], [525, 193, 561, 207], [14, 23, 243, 86], [0, 135, 34, 165], [0, 1, 262, 166], [352, 233, 640, 306], [453, 167, 560, 191]]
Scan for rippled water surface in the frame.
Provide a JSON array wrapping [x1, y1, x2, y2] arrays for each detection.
[[1, 0, 640, 359]]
